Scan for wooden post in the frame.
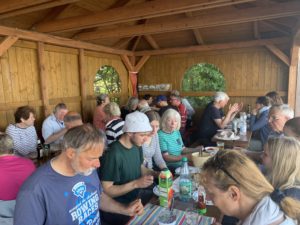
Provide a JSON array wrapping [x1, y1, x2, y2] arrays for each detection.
[[37, 42, 50, 117], [78, 48, 87, 122], [288, 43, 299, 112], [295, 48, 300, 116]]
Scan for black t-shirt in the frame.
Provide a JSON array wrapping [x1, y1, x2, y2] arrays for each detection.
[[198, 102, 224, 140]]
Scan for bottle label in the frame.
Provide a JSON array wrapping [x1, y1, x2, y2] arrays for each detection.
[[179, 181, 192, 197]]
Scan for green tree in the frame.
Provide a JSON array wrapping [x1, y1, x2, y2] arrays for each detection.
[[182, 63, 225, 108]]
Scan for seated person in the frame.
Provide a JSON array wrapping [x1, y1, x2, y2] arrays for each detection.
[[268, 104, 294, 137], [158, 109, 202, 172], [266, 91, 284, 105], [197, 92, 242, 146], [262, 136, 300, 201], [5, 106, 38, 157], [14, 124, 143, 225], [99, 111, 154, 225], [0, 133, 35, 223], [64, 111, 83, 129], [103, 102, 124, 146], [142, 111, 167, 172], [137, 99, 151, 113], [42, 103, 68, 145], [169, 94, 187, 135], [155, 95, 177, 116], [142, 94, 153, 106], [201, 150, 299, 225], [283, 117, 300, 140], [248, 96, 271, 152], [93, 94, 110, 131], [120, 97, 138, 120]]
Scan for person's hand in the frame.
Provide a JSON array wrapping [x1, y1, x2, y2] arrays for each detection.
[[126, 199, 144, 216], [252, 108, 258, 115], [228, 103, 240, 114], [135, 175, 153, 188]]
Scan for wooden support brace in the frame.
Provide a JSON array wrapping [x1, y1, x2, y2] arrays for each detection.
[[78, 49, 88, 122], [0, 36, 18, 57], [135, 55, 150, 72], [265, 44, 290, 66], [121, 55, 135, 72]]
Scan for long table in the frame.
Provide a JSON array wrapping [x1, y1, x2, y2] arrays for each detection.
[[212, 131, 252, 149]]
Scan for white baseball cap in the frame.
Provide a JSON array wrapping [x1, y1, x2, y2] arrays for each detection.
[[122, 111, 152, 133]]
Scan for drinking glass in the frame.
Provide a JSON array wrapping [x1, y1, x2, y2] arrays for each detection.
[[217, 141, 225, 151], [185, 208, 199, 225]]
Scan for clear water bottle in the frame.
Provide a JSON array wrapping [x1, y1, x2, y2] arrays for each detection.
[[37, 139, 44, 158], [179, 157, 192, 202]]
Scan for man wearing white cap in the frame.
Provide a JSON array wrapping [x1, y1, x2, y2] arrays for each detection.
[[99, 111, 154, 225]]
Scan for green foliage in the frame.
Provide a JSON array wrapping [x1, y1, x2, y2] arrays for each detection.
[[182, 63, 225, 108], [94, 65, 121, 95]]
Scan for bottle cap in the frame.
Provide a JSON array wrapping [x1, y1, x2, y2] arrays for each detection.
[[182, 157, 188, 162]]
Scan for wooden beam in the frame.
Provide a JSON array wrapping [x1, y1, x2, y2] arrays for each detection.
[[75, 1, 300, 40], [37, 42, 50, 116], [121, 55, 135, 72], [0, 25, 133, 56], [254, 21, 260, 39], [261, 20, 291, 36], [78, 49, 88, 122], [288, 43, 299, 111], [134, 37, 290, 56], [0, 0, 50, 13], [0, 36, 18, 56], [192, 29, 205, 45], [113, 37, 135, 49], [0, 0, 79, 20], [265, 44, 290, 66], [296, 49, 300, 116], [144, 35, 160, 49], [35, 0, 255, 33], [132, 36, 142, 51], [134, 55, 150, 72]]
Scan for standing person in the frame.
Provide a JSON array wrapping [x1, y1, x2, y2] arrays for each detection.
[[248, 96, 272, 151], [42, 103, 68, 145], [104, 102, 124, 146], [5, 106, 38, 157], [266, 91, 284, 105], [142, 111, 167, 171], [14, 124, 144, 225], [99, 111, 154, 225], [93, 94, 110, 131], [197, 92, 242, 146], [120, 97, 139, 120], [169, 94, 187, 135], [201, 150, 299, 225], [262, 136, 300, 201], [155, 95, 178, 116]]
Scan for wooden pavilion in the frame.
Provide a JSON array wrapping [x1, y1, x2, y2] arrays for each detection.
[[0, 0, 300, 130]]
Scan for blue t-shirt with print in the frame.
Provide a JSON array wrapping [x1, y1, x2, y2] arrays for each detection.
[[14, 161, 101, 225]]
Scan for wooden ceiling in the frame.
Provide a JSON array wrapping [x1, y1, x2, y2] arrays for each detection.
[[0, 0, 299, 55]]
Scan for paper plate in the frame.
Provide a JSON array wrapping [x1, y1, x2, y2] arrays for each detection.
[[204, 146, 219, 154], [215, 135, 240, 141]]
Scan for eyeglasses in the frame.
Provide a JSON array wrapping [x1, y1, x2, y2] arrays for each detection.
[[213, 153, 240, 185]]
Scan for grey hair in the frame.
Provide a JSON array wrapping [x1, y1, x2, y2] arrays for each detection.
[[126, 97, 139, 111], [214, 92, 229, 102], [160, 109, 181, 131], [63, 124, 105, 153], [96, 94, 108, 106], [270, 104, 294, 119], [53, 103, 67, 114], [104, 102, 121, 117], [63, 111, 82, 123], [0, 134, 14, 155]]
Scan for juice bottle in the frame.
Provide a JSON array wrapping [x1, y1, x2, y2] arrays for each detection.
[[159, 168, 173, 207]]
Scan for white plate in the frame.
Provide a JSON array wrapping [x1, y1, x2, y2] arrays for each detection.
[[153, 187, 213, 206], [215, 135, 240, 141], [175, 166, 200, 175], [204, 146, 219, 153]]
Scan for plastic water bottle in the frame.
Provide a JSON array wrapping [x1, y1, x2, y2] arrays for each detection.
[[37, 139, 44, 158], [179, 157, 192, 202], [239, 116, 247, 135]]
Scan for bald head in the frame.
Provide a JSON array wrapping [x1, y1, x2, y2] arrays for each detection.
[[64, 111, 83, 129]]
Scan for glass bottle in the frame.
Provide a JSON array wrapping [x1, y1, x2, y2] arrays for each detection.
[[37, 139, 44, 159], [179, 157, 192, 202]]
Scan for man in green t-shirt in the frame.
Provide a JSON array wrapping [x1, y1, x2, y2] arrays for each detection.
[[99, 111, 154, 225]]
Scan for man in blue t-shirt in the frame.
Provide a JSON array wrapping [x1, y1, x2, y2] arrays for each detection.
[[197, 92, 242, 146], [14, 124, 143, 225]]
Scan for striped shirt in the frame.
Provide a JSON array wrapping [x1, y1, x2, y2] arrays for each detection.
[[6, 124, 37, 156], [158, 129, 184, 169], [105, 118, 124, 145]]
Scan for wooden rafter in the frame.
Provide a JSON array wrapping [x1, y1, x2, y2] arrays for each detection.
[[75, 1, 300, 40], [0, 0, 50, 13], [144, 35, 160, 50], [0, 36, 19, 57], [0, 0, 79, 20], [132, 36, 142, 51], [0, 25, 132, 56], [134, 37, 290, 56], [265, 44, 290, 66], [185, 12, 204, 45], [35, 0, 255, 33], [121, 55, 135, 72], [113, 37, 135, 49], [261, 21, 291, 36]]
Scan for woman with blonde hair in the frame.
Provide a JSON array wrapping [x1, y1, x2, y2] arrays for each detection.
[[158, 109, 202, 172], [262, 136, 300, 201], [201, 150, 300, 224]]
